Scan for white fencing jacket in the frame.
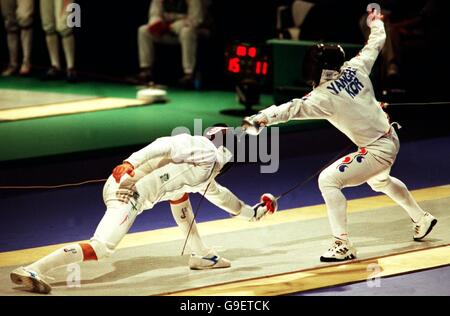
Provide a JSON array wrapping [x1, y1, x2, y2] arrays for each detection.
[[261, 19, 391, 148], [119, 133, 248, 215]]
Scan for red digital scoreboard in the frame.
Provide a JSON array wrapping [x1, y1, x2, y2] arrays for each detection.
[[225, 42, 269, 79]]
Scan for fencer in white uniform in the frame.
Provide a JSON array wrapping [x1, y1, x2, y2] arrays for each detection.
[[10, 128, 277, 294], [243, 9, 437, 262]]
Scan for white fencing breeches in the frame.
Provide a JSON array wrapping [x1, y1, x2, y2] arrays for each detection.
[[318, 128, 425, 238], [95, 162, 212, 257]]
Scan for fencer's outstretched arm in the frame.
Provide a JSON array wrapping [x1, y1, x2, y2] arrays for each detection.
[[204, 180, 246, 216], [204, 181, 277, 221], [348, 18, 386, 75], [125, 137, 172, 168], [248, 92, 334, 129]]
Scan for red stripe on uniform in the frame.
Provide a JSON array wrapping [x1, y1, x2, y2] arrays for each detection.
[[170, 193, 189, 205], [80, 243, 98, 261]]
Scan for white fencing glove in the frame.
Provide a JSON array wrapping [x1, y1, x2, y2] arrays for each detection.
[[366, 3, 383, 27], [242, 112, 269, 136], [235, 193, 278, 222]]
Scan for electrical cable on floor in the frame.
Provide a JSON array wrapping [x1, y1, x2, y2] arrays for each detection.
[[180, 181, 213, 256], [384, 101, 449, 107], [0, 179, 107, 190], [275, 145, 353, 201]]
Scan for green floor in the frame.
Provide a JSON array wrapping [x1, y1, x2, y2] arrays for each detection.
[[0, 77, 321, 162]]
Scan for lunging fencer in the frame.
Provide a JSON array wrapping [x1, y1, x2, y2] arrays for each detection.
[[10, 126, 277, 294], [243, 7, 437, 262]]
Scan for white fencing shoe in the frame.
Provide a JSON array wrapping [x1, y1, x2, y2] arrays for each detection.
[[10, 267, 52, 294], [413, 212, 437, 241], [320, 237, 357, 262], [189, 250, 231, 270]]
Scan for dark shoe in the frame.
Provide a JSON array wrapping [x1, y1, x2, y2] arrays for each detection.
[[137, 68, 153, 83], [2, 64, 18, 77], [66, 68, 78, 83], [19, 64, 31, 76], [42, 66, 63, 80], [178, 73, 194, 89]]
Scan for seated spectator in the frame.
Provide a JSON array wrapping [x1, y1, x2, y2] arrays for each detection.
[[137, 0, 203, 88]]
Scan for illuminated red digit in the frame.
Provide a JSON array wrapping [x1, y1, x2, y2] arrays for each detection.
[[248, 47, 257, 58], [262, 62, 268, 75], [236, 46, 247, 57], [255, 61, 261, 74], [228, 58, 241, 73]]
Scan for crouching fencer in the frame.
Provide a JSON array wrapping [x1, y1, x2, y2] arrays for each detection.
[[10, 126, 277, 294], [242, 7, 437, 262]]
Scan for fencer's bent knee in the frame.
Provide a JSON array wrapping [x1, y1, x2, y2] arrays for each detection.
[[368, 176, 391, 192], [90, 239, 114, 259], [170, 193, 189, 205], [318, 169, 340, 193]]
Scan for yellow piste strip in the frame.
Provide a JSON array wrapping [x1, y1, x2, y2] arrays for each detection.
[[0, 184, 449, 268], [165, 245, 450, 296], [0, 97, 146, 121]]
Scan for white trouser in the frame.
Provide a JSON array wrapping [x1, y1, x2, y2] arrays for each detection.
[[93, 162, 213, 256], [318, 128, 425, 238], [138, 23, 197, 74], [25, 162, 214, 274]]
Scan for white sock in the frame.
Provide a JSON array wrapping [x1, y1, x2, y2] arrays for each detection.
[[6, 32, 19, 67], [20, 28, 33, 66], [26, 244, 84, 275], [170, 195, 208, 255], [322, 188, 348, 239], [379, 177, 425, 222], [46, 34, 61, 69], [62, 35, 75, 69]]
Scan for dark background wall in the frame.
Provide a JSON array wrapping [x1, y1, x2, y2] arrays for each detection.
[[0, 0, 367, 86], [0, 1, 279, 83], [0, 0, 449, 93]]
